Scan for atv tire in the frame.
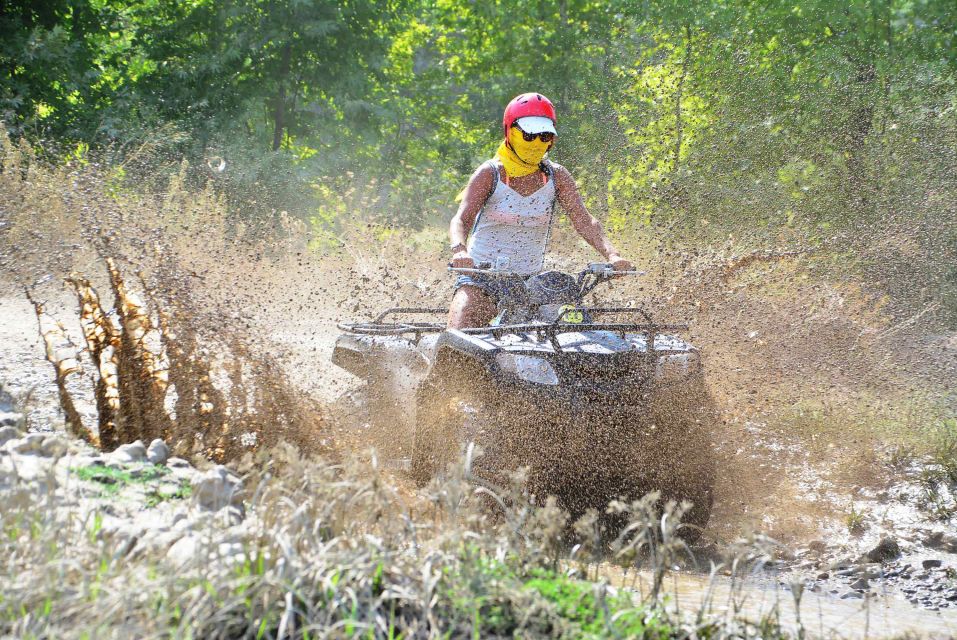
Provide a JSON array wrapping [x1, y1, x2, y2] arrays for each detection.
[[410, 362, 498, 488]]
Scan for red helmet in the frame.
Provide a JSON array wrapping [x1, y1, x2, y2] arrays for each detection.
[[502, 93, 557, 137]]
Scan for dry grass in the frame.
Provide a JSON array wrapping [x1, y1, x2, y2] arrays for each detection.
[[0, 442, 795, 639]]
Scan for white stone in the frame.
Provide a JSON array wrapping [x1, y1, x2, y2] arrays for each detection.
[[0, 411, 22, 428], [166, 535, 200, 569], [111, 440, 147, 464], [216, 541, 246, 564], [147, 439, 170, 465], [0, 426, 19, 445], [167, 457, 191, 469], [143, 529, 186, 555], [38, 435, 68, 457], [112, 535, 139, 560], [192, 465, 243, 512], [11, 433, 45, 455]]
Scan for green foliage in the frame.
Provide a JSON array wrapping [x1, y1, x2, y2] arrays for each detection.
[[73, 462, 168, 484], [917, 418, 957, 520], [2, 0, 956, 316], [845, 503, 868, 535], [525, 572, 670, 639], [71, 463, 189, 504]]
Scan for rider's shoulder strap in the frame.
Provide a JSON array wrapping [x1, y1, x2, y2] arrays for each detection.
[[485, 160, 499, 197], [539, 159, 555, 180]]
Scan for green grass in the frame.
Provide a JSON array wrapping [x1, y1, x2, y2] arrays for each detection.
[[915, 419, 957, 521], [845, 504, 867, 535], [525, 572, 670, 639], [71, 463, 189, 505], [435, 552, 673, 639], [144, 481, 192, 507]]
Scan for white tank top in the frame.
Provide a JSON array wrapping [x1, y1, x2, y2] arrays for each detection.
[[467, 162, 557, 276]]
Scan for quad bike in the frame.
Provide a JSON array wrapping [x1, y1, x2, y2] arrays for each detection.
[[332, 263, 717, 540]]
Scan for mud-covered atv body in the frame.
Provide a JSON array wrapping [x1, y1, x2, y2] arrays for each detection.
[[333, 264, 717, 539]]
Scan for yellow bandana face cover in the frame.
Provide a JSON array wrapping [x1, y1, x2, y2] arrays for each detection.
[[496, 126, 553, 178]]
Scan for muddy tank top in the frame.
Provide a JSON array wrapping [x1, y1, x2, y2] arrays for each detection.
[[467, 161, 557, 276]]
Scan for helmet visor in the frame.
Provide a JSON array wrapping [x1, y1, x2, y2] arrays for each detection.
[[514, 116, 557, 135]]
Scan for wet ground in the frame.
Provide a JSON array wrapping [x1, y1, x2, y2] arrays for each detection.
[[607, 565, 957, 639], [3, 290, 957, 638]]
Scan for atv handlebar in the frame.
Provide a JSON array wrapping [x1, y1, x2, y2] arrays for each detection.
[[447, 262, 645, 278]]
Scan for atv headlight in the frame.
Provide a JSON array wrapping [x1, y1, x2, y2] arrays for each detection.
[[496, 353, 559, 385]]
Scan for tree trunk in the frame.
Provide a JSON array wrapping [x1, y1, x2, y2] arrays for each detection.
[[272, 43, 292, 152]]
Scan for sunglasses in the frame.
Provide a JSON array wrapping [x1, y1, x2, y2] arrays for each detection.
[[513, 124, 555, 143]]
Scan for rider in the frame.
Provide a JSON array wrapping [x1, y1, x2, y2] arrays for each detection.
[[448, 92, 633, 328]]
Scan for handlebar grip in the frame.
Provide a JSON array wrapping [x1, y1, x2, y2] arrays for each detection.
[[447, 261, 492, 270]]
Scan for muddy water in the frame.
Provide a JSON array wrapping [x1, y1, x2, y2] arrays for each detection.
[[599, 565, 957, 638]]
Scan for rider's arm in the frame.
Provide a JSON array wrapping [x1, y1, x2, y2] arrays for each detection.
[[553, 165, 632, 271], [449, 165, 495, 267]]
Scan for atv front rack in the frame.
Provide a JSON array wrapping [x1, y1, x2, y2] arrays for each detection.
[[460, 321, 689, 352], [337, 307, 446, 340], [339, 307, 688, 352]]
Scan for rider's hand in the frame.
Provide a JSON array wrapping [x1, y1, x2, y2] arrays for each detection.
[[451, 250, 475, 268], [608, 255, 633, 272]]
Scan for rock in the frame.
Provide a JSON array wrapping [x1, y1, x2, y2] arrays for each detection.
[[38, 435, 68, 457], [0, 411, 23, 428], [167, 535, 200, 568], [193, 465, 243, 513], [167, 457, 191, 469], [816, 572, 830, 580], [836, 567, 859, 577], [849, 576, 870, 590], [924, 531, 957, 553], [861, 565, 883, 580], [221, 506, 245, 527], [147, 439, 170, 465], [806, 540, 827, 553], [112, 535, 138, 560], [865, 537, 901, 563], [0, 425, 20, 445], [10, 433, 46, 455], [840, 591, 864, 599], [775, 548, 796, 562], [0, 386, 14, 413], [922, 559, 943, 569], [111, 440, 147, 464], [142, 528, 187, 555], [217, 542, 245, 559]]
